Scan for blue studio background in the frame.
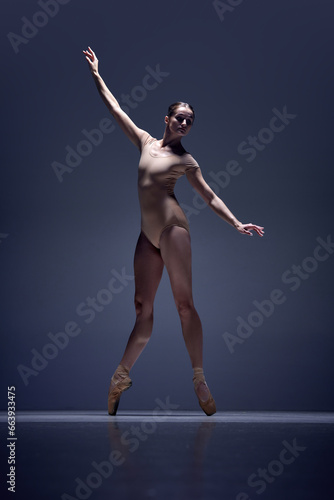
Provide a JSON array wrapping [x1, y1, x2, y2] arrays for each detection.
[[1, 0, 333, 411]]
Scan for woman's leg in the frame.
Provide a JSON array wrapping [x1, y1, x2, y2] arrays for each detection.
[[118, 231, 164, 371], [159, 226, 210, 402]]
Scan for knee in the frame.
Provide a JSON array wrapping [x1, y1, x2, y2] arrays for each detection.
[[134, 297, 153, 320], [175, 299, 195, 317]]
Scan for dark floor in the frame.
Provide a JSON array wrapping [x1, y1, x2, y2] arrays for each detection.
[[1, 411, 334, 500]]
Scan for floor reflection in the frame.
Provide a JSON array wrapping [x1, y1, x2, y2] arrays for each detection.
[[106, 418, 217, 499], [0, 411, 333, 500]]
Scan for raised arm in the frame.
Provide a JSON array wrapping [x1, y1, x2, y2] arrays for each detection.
[[83, 46, 147, 150], [186, 167, 264, 236]]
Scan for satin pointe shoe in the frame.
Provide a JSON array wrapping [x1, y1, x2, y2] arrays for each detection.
[[108, 364, 132, 416], [193, 368, 216, 416]]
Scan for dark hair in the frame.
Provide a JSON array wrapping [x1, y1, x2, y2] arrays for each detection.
[[167, 101, 195, 122]]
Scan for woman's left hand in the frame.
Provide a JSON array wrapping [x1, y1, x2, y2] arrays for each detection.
[[236, 223, 264, 237]]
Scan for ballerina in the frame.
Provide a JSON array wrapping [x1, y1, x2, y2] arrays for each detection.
[[83, 46, 264, 416]]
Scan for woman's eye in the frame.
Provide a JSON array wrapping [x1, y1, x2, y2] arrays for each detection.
[[176, 116, 192, 125]]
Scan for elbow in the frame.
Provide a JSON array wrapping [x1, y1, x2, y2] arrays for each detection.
[[109, 104, 121, 117], [192, 185, 216, 206], [207, 192, 218, 207]]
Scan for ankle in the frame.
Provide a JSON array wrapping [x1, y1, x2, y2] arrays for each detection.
[[193, 367, 204, 379], [118, 364, 130, 374], [193, 366, 204, 375], [112, 364, 130, 383], [192, 367, 205, 383]]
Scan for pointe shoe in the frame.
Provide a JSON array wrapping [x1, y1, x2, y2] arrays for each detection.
[[108, 364, 132, 416], [193, 368, 216, 416]]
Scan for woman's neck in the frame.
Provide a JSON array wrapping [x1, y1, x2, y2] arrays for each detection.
[[161, 129, 183, 149]]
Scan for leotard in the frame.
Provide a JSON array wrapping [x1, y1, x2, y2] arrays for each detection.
[[138, 132, 200, 249]]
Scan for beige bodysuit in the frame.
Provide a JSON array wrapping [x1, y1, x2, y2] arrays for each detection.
[[138, 133, 200, 248]]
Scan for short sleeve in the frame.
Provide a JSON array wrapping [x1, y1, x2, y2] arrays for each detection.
[[183, 153, 200, 172]]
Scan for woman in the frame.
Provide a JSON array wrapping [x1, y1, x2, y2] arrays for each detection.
[[83, 46, 264, 416]]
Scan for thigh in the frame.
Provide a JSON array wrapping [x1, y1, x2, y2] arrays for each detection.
[[133, 231, 164, 304], [159, 226, 193, 301]]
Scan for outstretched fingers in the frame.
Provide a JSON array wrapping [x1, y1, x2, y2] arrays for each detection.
[[82, 48, 91, 63], [87, 46, 95, 58], [238, 223, 265, 237], [82, 46, 95, 61], [82, 46, 98, 73]]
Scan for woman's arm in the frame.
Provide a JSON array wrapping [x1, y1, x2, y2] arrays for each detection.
[[83, 47, 147, 150], [186, 167, 264, 236]]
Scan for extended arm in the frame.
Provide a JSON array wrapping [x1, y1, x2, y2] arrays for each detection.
[[186, 167, 264, 236], [83, 46, 146, 150]]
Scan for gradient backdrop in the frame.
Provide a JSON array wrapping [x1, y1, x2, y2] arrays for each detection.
[[1, 0, 333, 411]]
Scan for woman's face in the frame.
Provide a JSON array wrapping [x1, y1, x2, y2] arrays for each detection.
[[165, 106, 194, 136]]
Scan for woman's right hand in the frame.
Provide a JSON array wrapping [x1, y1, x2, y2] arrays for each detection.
[[83, 46, 99, 74]]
